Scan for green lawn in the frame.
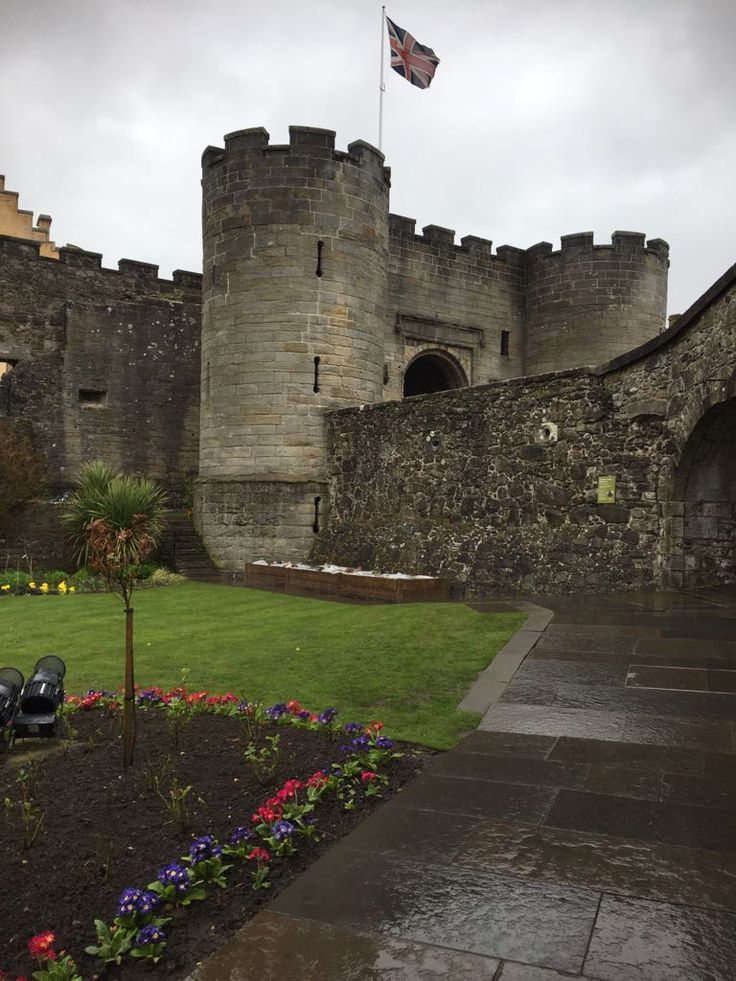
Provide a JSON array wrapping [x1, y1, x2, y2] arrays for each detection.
[[2, 583, 525, 749]]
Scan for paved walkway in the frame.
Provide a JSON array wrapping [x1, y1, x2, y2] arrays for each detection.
[[190, 588, 736, 980]]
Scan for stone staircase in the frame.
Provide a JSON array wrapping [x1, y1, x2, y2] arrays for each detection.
[[158, 512, 223, 582]]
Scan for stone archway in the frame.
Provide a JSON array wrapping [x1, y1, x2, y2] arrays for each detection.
[[662, 397, 736, 588], [402, 350, 468, 398]]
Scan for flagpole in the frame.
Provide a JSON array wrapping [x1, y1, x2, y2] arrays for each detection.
[[378, 5, 386, 151]]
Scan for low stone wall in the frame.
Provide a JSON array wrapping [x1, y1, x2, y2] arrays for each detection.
[[244, 563, 451, 602]]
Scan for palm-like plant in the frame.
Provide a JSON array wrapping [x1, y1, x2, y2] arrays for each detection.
[[63, 462, 168, 767]]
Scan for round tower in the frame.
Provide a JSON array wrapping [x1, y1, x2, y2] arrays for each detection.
[[523, 231, 669, 375], [196, 126, 390, 568]]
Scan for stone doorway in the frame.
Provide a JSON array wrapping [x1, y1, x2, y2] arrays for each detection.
[[666, 398, 736, 588], [402, 350, 467, 398]]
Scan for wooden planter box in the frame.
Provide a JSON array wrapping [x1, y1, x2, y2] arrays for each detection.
[[244, 563, 450, 603]]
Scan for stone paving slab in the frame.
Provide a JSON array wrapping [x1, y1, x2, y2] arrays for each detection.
[[455, 818, 736, 911], [270, 847, 601, 974], [187, 911, 501, 980], [584, 894, 736, 981]]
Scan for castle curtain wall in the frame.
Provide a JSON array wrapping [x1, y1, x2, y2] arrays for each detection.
[[0, 236, 201, 518], [316, 268, 736, 594]]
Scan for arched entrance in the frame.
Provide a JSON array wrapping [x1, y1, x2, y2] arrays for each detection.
[[665, 398, 736, 588], [403, 350, 468, 398]]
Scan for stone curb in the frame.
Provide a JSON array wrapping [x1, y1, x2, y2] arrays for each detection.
[[458, 601, 554, 716]]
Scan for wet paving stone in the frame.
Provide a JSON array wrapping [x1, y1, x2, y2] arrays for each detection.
[[660, 770, 736, 810], [454, 819, 736, 912], [634, 636, 736, 660], [583, 765, 661, 801], [429, 752, 589, 790], [480, 704, 626, 741], [531, 629, 642, 655], [324, 803, 478, 863], [270, 848, 600, 974], [620, 712, 734, 751], [544, 789, 736, 851], [515, 659, 628, 687], [709, 668, 736, 692], [453, 731, 557, 759], [496, 963, 590, 980], [548, 736, 703, 773], [584, 894, 736, 981], [392, 773, 557, 823], [187, 911, 501, 980], [625, 664, 709, 691]]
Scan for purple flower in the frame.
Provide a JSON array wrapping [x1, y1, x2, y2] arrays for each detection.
[[375, 736, 395, 749], [265, 703, 287, 720], [157, 862, 191, 892], [344, 722, 364, 735], [117, 887, 143, 918], [116, 887, 160, 919], [237, 701, 250, 713], [229, 826, 253, 846], [135, 925, 166, 947], [270, 819, 295, 841], [137, 689, 163, 705], [189, 835, 222, 864], [318, 707, 338, 724], [297, 709, 311, 720]]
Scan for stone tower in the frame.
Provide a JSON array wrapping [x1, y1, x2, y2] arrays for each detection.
[[523, 232, 669, 375], [196, 126, 390, 568]]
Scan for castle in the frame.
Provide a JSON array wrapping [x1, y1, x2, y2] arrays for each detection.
[[1, 126, 735, 594]]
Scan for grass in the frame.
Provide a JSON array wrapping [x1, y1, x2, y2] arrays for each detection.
[[2, 583, 525, 749]]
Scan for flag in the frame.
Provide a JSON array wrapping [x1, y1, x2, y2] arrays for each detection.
[[386, 16, 440, 90]]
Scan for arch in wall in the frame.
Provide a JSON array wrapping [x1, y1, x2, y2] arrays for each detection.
[[657, 384, 736, 589], [402, 350, 468, 398]]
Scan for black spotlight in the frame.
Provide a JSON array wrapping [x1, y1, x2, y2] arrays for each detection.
[[14, 655, 66, 739], [0, 667, 24, 749]]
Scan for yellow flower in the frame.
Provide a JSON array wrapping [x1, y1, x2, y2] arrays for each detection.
[[58, 581, 67, 594], [1, 584, 10, 592], [69, 585, 76, 593], [28, 581, 36, 590], [40, 583, 49, 593]]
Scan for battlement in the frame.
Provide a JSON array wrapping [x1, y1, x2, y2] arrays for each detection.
[[202, 126, 390, 184], [388, 213, 525, 266], [0, 175, 59, 259], [0, 234, 201, 294], [526, 231, 670, 262]]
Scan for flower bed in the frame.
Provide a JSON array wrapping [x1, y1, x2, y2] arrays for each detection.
[[0, 690, 431, 980], [245, 561, 451, 602]]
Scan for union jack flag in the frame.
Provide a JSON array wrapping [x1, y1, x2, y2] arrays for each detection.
[[386, 16, 440, 90]]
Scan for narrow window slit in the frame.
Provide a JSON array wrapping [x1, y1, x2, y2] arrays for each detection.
[[500, 330, 510, 357], [316, 240, 324, 277], [313, 356, 320, 393], [313, 496, 321, 534]]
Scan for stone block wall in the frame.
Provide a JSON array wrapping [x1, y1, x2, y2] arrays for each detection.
[[384, 217, 526, 398], [524, 232, 669, 376], [315, 264, 736, 594], [0, 235, 201, 504]]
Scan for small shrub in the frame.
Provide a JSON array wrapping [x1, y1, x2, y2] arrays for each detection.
[[35, 570, 72, 587], [138, 568, 186, 589], [132, 562, 157, 581]]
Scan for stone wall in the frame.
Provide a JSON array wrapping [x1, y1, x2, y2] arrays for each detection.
[[315, 263, 736, 594], [0, 236, 201, 501], [384, 218, 525, 399]]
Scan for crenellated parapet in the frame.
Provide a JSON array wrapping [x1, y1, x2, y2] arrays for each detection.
[[0, 176, 59, 259], [523, 231, 669, 375]]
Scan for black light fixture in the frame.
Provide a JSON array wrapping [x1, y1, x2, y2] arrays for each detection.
[[14, 655, 66, 739], [0, 667, 24, 749]]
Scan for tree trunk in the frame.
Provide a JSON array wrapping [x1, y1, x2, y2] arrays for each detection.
[[122, 606, 136, 767]]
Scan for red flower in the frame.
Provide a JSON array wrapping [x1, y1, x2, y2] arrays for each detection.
[[286, 699, 301, 714], [361, 771, 377, 783], [307, 771, 328, 788], [247, 847, 270, 863], [27, 932, 56, 960]]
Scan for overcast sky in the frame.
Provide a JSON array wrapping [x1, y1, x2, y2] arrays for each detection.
[[1, 0, 733, 315]]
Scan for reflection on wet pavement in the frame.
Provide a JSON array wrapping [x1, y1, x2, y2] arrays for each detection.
[[187, 587, 736, 981]]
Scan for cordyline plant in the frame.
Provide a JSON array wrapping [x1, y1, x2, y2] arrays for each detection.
[[63, 461, 167, 767]]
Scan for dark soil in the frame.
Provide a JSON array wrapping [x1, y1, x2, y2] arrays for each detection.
[[0, 709, 433, 979]]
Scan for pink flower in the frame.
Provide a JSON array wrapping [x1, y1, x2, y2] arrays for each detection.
[[247, 847, 270, 863], [361, 771, 377, 783]]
